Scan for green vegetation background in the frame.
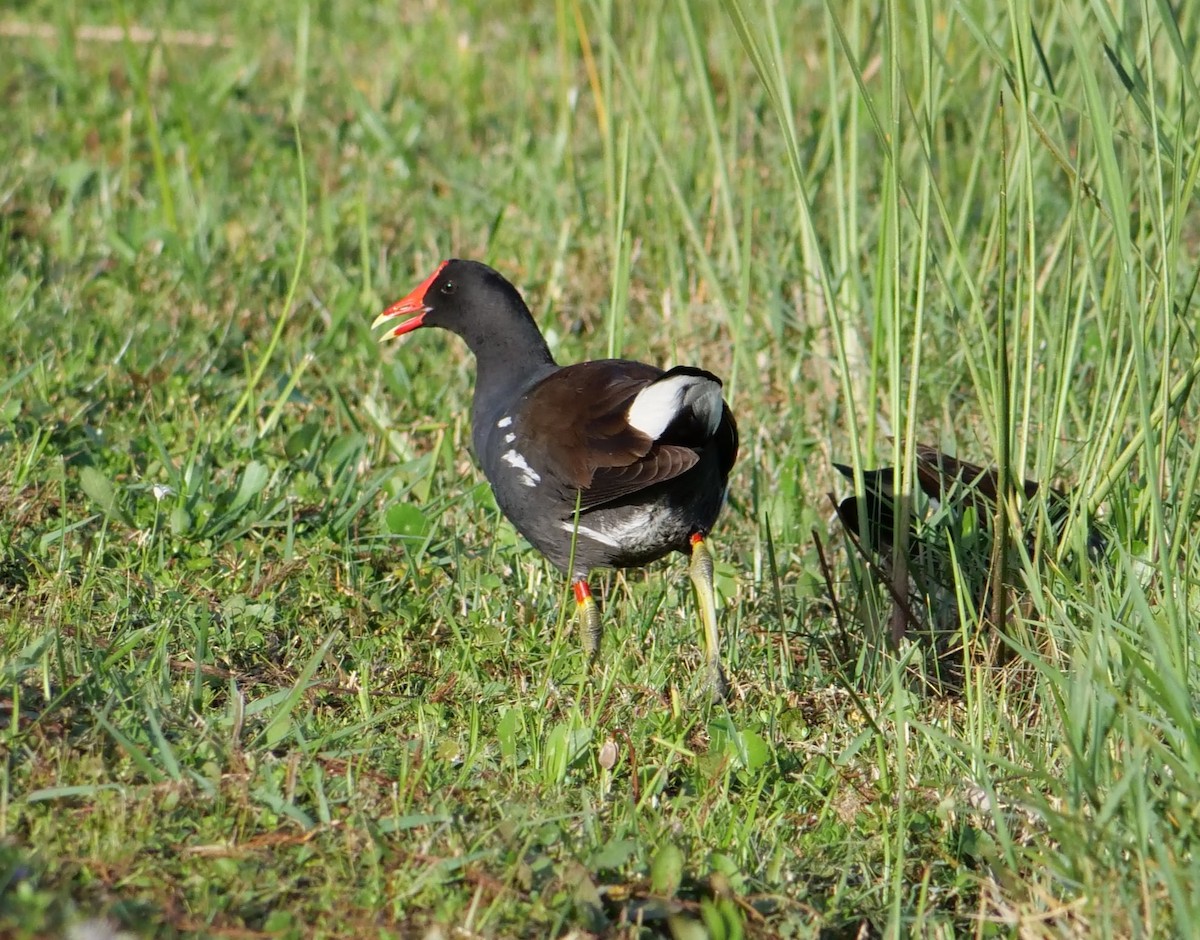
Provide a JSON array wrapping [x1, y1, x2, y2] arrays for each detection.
[[2, 1, 1198, 937]]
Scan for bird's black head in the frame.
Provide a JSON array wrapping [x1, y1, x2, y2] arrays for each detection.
[[373, 259, 536, 348]]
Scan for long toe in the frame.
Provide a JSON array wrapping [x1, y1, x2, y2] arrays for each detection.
[[708, 658, 730, 703]]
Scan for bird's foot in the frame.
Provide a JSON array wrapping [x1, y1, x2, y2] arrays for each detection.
[[573, 579, 602, 666], [707, 658, 730, 704], [689, 532, 729, 703]]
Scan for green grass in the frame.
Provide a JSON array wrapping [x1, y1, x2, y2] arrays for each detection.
[[2, 0, 1199, 936]]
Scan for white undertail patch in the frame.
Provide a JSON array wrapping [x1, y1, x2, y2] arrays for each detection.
[[626, 372, 723, 440], [502, 448, 541, 487]]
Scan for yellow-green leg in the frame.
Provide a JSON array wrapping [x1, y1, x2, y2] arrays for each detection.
[[689, 532, 729, 701], [574, 579, 602, 665]]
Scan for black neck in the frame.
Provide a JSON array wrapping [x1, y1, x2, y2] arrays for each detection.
[[461, 314, 557, 427], [458, 301, 556, 394]]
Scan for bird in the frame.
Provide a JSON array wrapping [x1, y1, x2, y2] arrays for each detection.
[[833, 445, 1097, 555], [372, 259, 739, 699], [833, 444, 1103, 642]]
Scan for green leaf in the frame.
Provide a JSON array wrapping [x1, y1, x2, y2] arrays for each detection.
[[716, 897, 744, 940], [739, 729, 772, 774], [590, 838, 638, 872], [385, 502, 430, 539], [324, 432, 366, 473], [169, 506, 192, 536], [285, 420, 321, 458], [706, 718, 772, 775], [262, 911, 295, 933], [257, 630, 340, 747], [497, 707, 522, 761], [698, 900, 727, 940], [542, 720, 592, 784], [667, 915, 709, 940], [650, 842, 684, 897], [229, 460, 270, 515], [79, 466, 128, 523], [700, 902, 724, 940]]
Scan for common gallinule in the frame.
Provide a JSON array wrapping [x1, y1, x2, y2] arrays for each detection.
[[833, 444, 1103, 641], [833, 445, 1096, 554], [373, 260, 739, 698]]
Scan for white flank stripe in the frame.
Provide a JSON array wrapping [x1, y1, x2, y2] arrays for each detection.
[[627, 372, 723, 439], [559, 508, 655, 549], [502, 448, 541, 487], [497, 415, 513, 428], [559, 520, 622, 548], [504, 432, 516, 443]]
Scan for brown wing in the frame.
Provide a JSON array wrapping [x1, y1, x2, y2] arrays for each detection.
[[517, 360, 714, 510], [914, 445, 1041, 509], [837, 445, 1103, 555], [581, 444, 700, 509]]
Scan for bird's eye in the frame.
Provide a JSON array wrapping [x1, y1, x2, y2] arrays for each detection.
[[440, 281, 456, 295]]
